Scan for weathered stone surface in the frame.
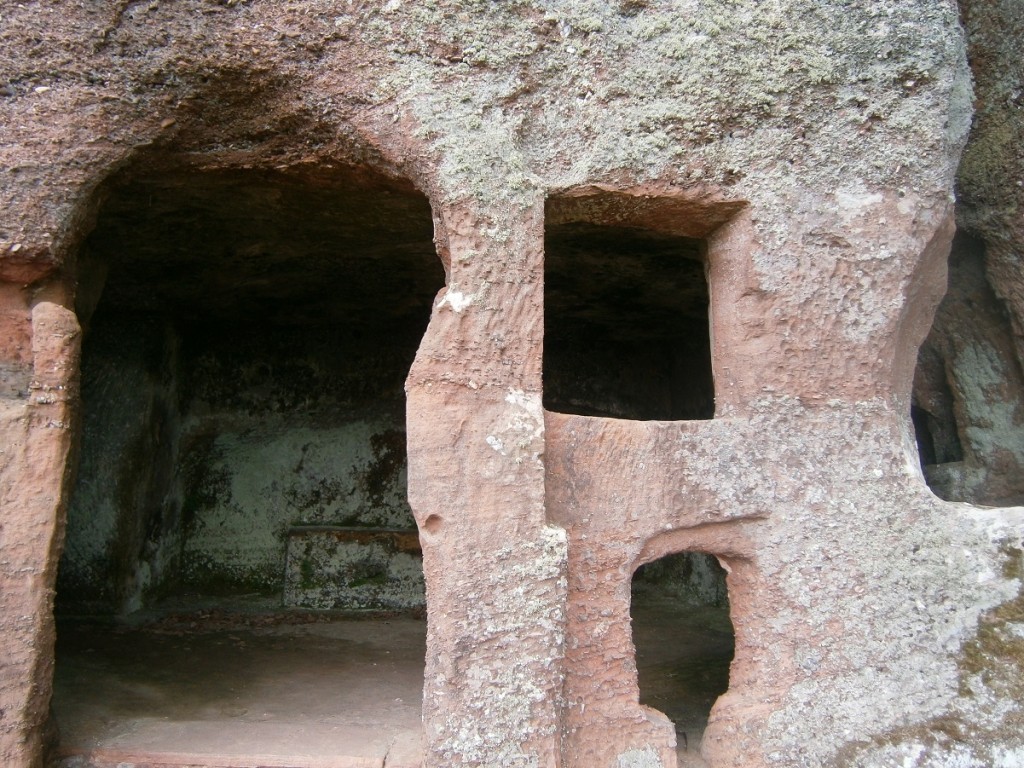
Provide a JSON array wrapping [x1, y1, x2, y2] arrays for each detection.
[[0, 2, 1022, 768], [0, 300, 80, 767], [283, 526, 424, 611]]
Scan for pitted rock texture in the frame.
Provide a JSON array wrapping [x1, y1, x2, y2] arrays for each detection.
[[0, 3, 1022, 768]]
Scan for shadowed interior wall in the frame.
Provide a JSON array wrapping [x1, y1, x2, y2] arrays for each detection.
[[59, 166, 443, 614], [633, 548, 729, 608], [912, 230, 1024, 506]]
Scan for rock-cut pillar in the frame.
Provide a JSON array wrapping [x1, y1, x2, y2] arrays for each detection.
[[0, 283, 80, 768], [406, 196, 568, 768]]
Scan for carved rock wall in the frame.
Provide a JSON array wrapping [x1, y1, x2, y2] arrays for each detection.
[[0, 2, 1022, 768]]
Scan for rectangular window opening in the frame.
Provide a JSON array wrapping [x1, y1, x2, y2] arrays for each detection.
[[544, 213, 715, 421]]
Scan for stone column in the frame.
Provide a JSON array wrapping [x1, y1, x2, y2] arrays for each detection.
[[407, 196, 568, 767], [0, 278, 80, 768]]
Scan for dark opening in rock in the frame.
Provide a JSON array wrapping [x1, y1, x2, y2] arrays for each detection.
[[53, 163, 439, 766], [631, 551, 733, 758], [543, 215, 714, 421], [59, 164, 443, 615], [911, 402, 962, 468], [911, 230, 1024, 504]]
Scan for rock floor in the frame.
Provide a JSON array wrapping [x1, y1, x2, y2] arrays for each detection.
[[52, 594, 731, 768]]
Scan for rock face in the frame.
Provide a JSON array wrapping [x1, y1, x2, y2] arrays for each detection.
[[1, 2, 1023, 768]]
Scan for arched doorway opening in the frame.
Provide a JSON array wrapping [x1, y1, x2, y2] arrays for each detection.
[[631, 551, 734, 764], [52, 163, 442, 767]]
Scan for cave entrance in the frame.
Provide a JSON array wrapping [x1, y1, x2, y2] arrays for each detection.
[[52, 164, 442, 767], [631, 551, 734, 761]]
